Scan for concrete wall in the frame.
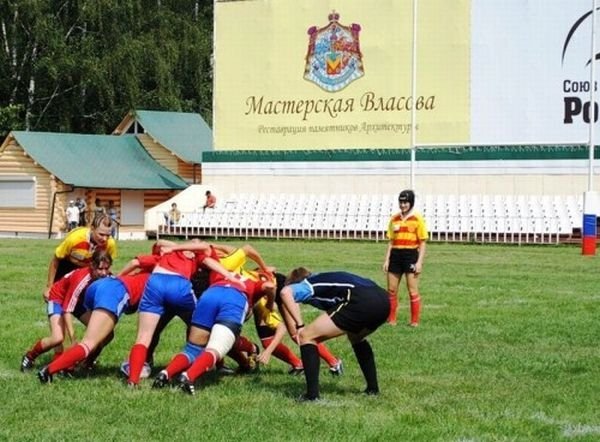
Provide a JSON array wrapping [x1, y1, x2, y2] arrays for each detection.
[[201, 159, 598, 198]]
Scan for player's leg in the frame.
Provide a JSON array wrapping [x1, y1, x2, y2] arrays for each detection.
[[228, 334, 259, 373], [184, 326, 226, 382], [337, 286, 388, 395], [348, 331, 379, 395], [155, 286, 219, 388], [128, 274, 168, 385], [127, 311, 161, 385], [386, 271, 402, 325], [406, 272, 421, 326], [176, 287, 246, 394], [297, 313, 345, 400], [46, 309, 116, 377], [153, 325, 208, 389], [22, 309, 64, 371], [146, 309, 176, 367]]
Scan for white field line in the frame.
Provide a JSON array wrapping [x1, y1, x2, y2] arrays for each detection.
[[532, 411, 600, 438]]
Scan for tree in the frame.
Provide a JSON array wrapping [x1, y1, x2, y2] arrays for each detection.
[[0, 0, 213, 135]]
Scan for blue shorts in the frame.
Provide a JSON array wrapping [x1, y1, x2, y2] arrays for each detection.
[[47, 301, 63, 317], [139, 273, 196, 316], [84, 277, 129, 318], [191, 286, 248, 330]]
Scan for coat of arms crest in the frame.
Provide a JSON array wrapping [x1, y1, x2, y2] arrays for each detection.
[[304, 11, 364, 92]]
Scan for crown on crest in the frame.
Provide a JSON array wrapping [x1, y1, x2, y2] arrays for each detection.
[[328, 11, 340, 22]]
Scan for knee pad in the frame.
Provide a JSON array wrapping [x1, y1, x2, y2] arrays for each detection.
[[206, 324, 236, 360], [217, 320, 242, 336], [183, 342, 204, 363]]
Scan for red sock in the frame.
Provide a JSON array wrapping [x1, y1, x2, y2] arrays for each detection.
[[26, 341, 45, 360], [47, 344, 89, 375], [165, 353, 193, 379], [186, 351, 217, 382], [227, 347, 250, 368], [387, 290, 398, 324], [128, 344, 148, 384], [262, 337, 302, 368], [50, 351, 63, 363], [410, 293, 421, 325], [235, 335, 256, 353], [317, 343, 338, 367]]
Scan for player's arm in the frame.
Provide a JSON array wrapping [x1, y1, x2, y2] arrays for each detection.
[[202, 256, 238, 282], [415, 240, 426, 274], [161, 239, 211, 254], [241, 244, 275, 275], [382, 242, 393, 273], [45, 255, 60, 300], [155, 239, 177, 248], [117, 258, 142, 276], [211, 243, 237, 256], [256, 322, 286, 366], [261, 282, 276, 312], [279, 286, 304, 344]]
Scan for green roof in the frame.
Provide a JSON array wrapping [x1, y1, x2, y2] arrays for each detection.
[[135, 110, 212, 163], [11, 131, 188, 190]]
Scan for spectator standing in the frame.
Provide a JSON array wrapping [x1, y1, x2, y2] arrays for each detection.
[[203, 190, 217, 212], [75, 197, 87, 226], [93, 198, 106, 221], [107, 200, 118, 238], [66, 201, 80, 231]]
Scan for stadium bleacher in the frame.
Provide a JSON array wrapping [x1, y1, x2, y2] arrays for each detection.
[[156, 193, 584, 244]]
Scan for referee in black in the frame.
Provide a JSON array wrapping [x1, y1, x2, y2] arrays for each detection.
[[276, 267, 389, 401]]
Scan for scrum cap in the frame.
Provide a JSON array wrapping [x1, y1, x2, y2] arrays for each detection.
[[398, 189, 415, 209]]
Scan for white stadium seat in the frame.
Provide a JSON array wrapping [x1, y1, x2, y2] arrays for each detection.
[[155, 192, 583, 244]]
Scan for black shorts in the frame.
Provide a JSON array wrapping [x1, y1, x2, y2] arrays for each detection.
[[72, 301, 88, 320], [55, 259, 79, 282], [388, 248, 418, 274], [329, 286, 390, 334], [255, 325, 275, 339]]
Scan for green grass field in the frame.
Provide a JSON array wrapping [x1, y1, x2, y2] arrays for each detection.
[[0, 238, 599, 441]]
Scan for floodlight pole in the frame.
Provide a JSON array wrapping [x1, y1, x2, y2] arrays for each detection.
[[409, 0, 417, 190], [583, 0, 598, 255], [589, 0, 597, 192]]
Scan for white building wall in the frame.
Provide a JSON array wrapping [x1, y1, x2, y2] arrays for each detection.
[[202, 159, 599, 198]]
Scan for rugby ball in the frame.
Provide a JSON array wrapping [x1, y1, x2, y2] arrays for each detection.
[[120, 361, 152, 379]]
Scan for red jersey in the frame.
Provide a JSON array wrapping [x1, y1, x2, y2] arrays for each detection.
[[48, 267, 94, 313], [136, 254, 160, 272], [244, 271, 273, 306], [154, 248, 216, 279], [209, 271, 247, 294], [119, 272, 151, 313], [209, 270, 270, 306], [116, 253, 157, 313]]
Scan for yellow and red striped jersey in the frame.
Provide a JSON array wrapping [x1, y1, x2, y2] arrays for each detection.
[[386, 211, 428, 249]]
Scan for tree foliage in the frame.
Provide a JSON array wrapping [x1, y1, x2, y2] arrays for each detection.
[[0, 0, 213, 139]]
